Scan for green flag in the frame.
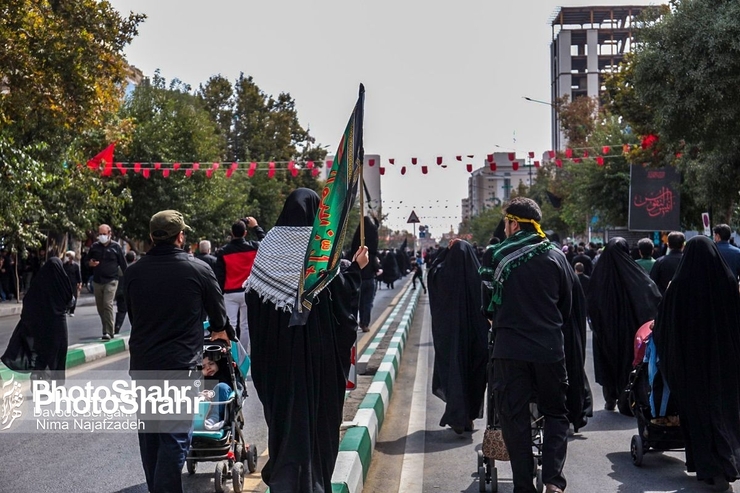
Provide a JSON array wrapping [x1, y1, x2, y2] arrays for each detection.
[[289, 84, 365, 327]]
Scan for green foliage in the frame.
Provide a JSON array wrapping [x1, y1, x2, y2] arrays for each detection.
[[0, 0, 145, 156]]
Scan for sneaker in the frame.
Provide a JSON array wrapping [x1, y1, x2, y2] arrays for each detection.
[[69, 313, 75, 317], [204, 418, 224, 431], [361, 325, 370, 333], [102, 334, 111, 341]]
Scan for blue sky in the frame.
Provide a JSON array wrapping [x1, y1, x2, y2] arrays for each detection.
[[109, 0, 657, 235]]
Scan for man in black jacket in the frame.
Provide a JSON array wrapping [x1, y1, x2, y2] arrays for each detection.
[[88, 224, 128, 340], [480, 197, 577, 493], [650, 231, 685, 295], [125, 210, 233, 493]]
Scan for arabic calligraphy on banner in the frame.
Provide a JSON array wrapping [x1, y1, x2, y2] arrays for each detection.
[[628, 165, 681, 232]]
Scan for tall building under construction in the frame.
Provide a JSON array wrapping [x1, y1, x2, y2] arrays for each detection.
[[549, 5, 648, 151]]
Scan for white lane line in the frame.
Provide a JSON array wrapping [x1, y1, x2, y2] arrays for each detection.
[[398, 306, 431, 493]]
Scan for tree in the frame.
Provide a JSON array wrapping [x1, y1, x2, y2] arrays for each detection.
[[627, 0, 740, 223], [0, 0, 145, 157]]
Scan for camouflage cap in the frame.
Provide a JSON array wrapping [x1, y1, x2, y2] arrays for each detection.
[[149, 210, 192, 240]]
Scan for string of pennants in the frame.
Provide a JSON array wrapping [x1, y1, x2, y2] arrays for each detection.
[[87, 142, 644, 178]]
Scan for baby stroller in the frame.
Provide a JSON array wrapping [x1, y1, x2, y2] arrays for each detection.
[[627, 321, 684, 466], [186, 336, 258, 493], [477, 329, 545, 493]]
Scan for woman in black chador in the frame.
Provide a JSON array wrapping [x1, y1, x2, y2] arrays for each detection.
[[653, 235, 740, 492], [587, 237, 661, 412], [245, 188, 368, 493], [2, 255, 73, 382], [381, 249, 400, 288], [427, 239, 489, 433]]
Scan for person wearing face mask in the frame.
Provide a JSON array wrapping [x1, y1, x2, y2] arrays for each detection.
[[88, 224, 128, 340]]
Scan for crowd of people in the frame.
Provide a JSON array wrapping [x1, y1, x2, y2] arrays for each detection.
[[3, 192, 740, 492]]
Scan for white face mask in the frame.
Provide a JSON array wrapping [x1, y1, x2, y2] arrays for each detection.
[[98, 234, 110, 244]]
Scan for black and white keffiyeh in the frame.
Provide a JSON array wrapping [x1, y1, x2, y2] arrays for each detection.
[[243, 226, 312, 312]]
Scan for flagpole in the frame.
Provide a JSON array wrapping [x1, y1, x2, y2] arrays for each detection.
[[359, 163, 365, 248]]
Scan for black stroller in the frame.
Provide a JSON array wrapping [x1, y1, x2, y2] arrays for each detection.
[[477, 329, 545, 493], [627, 321, 684, 466], [186, 338, 258, 493]]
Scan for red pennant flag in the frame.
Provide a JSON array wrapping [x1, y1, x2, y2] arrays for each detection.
[[508, 153, 515, 161], [288, 160, 298, 177], [596, 156, 605, 166], [163, 169, 170, 178], [556, 159, 563, 168], [456, 155, 462, 161], [466, 164, 473, 172], [401, 166, 407, 175], [248, 162, 257, 177], [87, 143, 115, 176], [206, 169, 213, 178], [675, 152, 683, 159], [116, 162, 126, 175], [312, 167, 320, 177], [154, 163, 161, 170], [421, 166, 428, 174], [573, 158, 582, 164], [185, 169, 192, 177], [173, 163, 181, 171], [512, 162, 519, 171], [226, 162, 237, 178], [368, 158, 375, 167], [490, 162, 497, 171], [306, 160, 314, 169], [534, 161, 540, 167], [548, 150, 556, 159], [192, 162, 200, 171], [436, 156, 443, 165], [326, 160, 333, 168], [143, 168, 150, 179], [623, 144, 631, 154], [268, 161, 275, 178], [487, 154, 494, 162], [602, 146, 610, 155], [411, 157, 417, 165], [565, 148, 573, 158], [134, 162, 141, 174], [583, 150, 589, 158], [467, 154, 474, 158], [212, 162, 220, 171], [388, 158, 395, 165], [379, 167, 386, 175], [528, 151, 535, 159]]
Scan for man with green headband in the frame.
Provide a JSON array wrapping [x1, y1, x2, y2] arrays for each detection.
[[480, 197, 578, 493]]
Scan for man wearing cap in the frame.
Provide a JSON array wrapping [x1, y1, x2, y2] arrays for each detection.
[[214, 216, 265, 347], [125, 210, 233, 493], [88, 224, 128, 339], [480, 197, 583, 493]]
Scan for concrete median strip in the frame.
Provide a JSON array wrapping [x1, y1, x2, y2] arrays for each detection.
[[0, 335, 130, 383], [331, 285, 421, 493]]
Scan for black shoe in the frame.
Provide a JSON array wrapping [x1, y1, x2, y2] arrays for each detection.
[[114, 327, 120, 335], [605, 400, 616, 411], [451, 425, 464, 435]]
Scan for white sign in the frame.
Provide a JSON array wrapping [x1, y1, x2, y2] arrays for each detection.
[[702, 212, 711, 236]]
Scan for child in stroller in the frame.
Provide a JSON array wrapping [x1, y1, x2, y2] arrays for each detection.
[[627, 320, 684, 466], [186, 337, 258, 493]]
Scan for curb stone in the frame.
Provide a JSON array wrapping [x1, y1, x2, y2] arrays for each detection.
[[330, 285, 421, 493]]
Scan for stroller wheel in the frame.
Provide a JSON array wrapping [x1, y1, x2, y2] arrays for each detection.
[[631, 434, 644, 466], [232, 462, 244, 493], [186, 457, 197, 475], [214, 460, 228, 493], [247, 443, 258, 473]]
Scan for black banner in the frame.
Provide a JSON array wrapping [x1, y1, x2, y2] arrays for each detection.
[[628, 165, 680, 231]]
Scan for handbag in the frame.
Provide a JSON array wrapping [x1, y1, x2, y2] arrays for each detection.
[[482, 428, 510, 461]]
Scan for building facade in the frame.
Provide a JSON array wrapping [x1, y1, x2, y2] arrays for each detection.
[[549, 5, 647, 150]]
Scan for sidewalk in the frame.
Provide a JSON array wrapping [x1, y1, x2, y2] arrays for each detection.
[[0, 290, 97, 318]]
